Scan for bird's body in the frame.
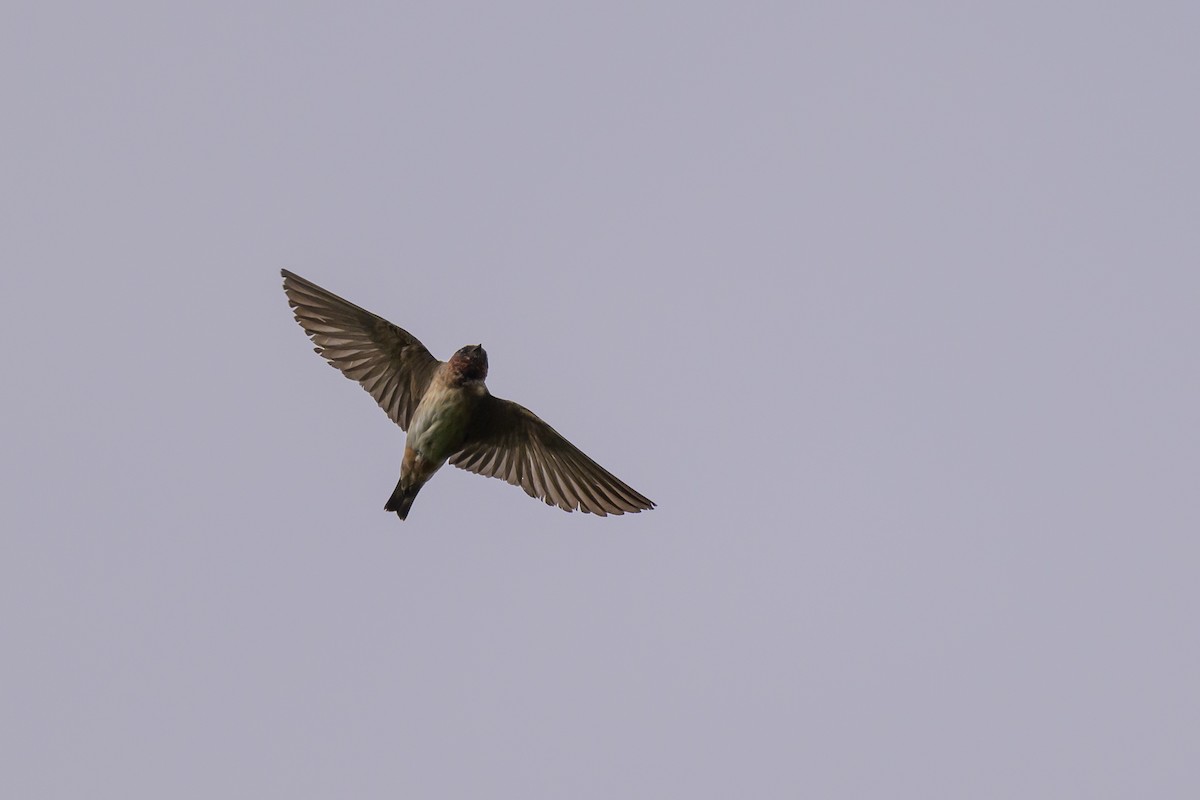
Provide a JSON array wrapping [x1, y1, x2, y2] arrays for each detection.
[[407, 373, 483, 463], [281, 270, 654, 520], [386, 355, 486, 519]]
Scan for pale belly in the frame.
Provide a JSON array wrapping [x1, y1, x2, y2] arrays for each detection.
[[406, 383, 477, 465]]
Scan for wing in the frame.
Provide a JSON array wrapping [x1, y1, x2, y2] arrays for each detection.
[[281, 270, 441, 430], [449, 396, 655, 515]]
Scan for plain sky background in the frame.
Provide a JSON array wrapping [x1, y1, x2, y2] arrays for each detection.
[[3, 2, 1198, 797]]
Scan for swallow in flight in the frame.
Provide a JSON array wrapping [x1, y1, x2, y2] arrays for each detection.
[[281, 270, 655, 520]]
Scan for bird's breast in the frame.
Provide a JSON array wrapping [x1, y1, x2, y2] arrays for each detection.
[[407, 382, 480, 463]]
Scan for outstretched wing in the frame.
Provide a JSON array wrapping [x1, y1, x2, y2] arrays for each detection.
[[281, 270, 441, 430], [450, 396, 655, 515]]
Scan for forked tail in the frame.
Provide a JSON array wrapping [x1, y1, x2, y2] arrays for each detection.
[[384, 480, 421, 520]]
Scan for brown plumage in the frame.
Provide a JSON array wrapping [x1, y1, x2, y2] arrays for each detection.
[[281, 270, 655, 520]]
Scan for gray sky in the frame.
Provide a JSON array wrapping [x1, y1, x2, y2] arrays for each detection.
[[3, 2, 1198, 797]]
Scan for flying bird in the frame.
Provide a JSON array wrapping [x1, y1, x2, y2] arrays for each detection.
[[281, 270, 655, 520]]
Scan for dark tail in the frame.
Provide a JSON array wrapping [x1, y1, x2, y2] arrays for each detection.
[[384, 479, 421, 520]]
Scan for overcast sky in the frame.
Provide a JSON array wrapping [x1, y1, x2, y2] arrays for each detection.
[[3, 2, 1198, 797]]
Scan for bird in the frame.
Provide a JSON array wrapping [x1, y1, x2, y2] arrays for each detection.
[[280, 270, 655, 520]]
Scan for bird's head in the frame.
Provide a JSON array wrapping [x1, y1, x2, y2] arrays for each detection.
[[449, 344, 488, 382]]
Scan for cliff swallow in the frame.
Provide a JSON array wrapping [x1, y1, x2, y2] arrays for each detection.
[[281, 270, 655, 520]]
